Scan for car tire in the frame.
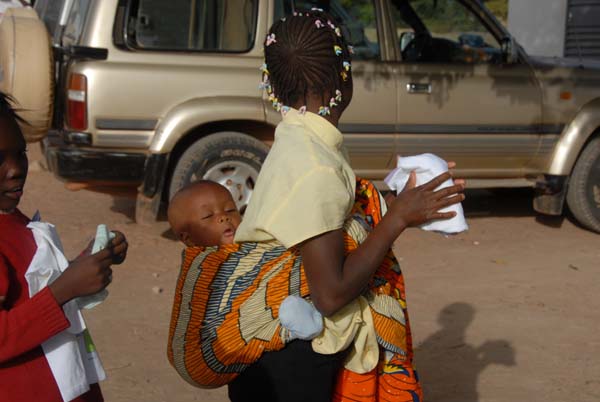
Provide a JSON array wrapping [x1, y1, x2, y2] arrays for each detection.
[[566, 136, 600, 233], [168, 132, 270, 213], [0, 8, 53, 143]]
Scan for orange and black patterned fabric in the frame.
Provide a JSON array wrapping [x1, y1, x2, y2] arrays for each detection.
[[167, 179, 422, 401]]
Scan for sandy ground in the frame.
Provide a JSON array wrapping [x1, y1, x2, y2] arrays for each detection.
[[18, 146, 600, 402]]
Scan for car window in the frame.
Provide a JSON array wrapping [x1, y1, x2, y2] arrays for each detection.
[[34, 0, 66, 36], [275, 0, 380, 60], [62, 0, 92, 46], [129, 0, 258, 52], [391, 0, 502, 64]]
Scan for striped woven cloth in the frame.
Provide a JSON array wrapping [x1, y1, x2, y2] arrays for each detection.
[[167, 179, 422, 401]]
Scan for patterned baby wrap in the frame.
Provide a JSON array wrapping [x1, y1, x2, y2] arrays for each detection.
[[167, 179, 422, 401]]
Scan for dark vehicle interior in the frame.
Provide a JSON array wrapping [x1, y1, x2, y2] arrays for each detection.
[[391, 0, 503, 64]]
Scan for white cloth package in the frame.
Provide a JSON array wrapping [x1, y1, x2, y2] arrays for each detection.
[[384, 153, 468, 234], [25, 216, 106, 401]]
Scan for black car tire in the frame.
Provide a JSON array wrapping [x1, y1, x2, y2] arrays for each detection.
[[168, 132, 270, 212], [566, 136, 600, 233]]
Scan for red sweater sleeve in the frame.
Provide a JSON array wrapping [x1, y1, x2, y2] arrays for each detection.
[[0, 280, 70, 363]]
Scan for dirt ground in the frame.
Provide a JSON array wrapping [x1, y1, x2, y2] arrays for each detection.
[[19, 147, 600, 402]]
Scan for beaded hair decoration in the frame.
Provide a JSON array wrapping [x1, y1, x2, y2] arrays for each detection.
[[260, 8, 353, 117]]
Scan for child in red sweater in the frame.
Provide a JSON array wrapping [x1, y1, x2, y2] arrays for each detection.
[[0, 93, 128, 402]]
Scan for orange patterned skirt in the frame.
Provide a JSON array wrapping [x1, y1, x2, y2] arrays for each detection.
[[167, 179, 422, 401]]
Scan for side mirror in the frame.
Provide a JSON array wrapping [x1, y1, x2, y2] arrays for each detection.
[[501, 36, 518, 64], [400, 31, 415, 52]]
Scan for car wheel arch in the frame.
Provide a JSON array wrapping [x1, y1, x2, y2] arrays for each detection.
[[548, 97, 600, 177], [163, 120, 275, 202]]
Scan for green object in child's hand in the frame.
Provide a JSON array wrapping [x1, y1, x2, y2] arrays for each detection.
[[91, 224, 116, 254], [77, 224, 115, 310]]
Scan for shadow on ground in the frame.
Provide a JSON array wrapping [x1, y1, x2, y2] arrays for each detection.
[[416, 303, 516, 402], [463, 188, 535, 218], [463, 188, 577, 229]]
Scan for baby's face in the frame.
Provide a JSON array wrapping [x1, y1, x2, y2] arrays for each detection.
[[186, 187, 242, 246]]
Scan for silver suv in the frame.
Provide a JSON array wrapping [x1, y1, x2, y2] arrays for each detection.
[[15, 0, 600, 232]]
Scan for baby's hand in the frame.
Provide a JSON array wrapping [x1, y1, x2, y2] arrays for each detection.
[[389, 171, 465, 228]]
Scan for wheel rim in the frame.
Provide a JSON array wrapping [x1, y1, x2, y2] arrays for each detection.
[[198, 161, 259, 211]]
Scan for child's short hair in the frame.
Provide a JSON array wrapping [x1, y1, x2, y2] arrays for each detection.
[[0, 92, 26, 131], [263, 9, 352, 110]]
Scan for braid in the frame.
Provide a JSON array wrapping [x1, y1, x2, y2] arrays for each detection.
[[263, 10, 352, 113]]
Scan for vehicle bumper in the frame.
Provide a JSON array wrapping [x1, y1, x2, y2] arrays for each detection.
[[44, 131, 147, 183]]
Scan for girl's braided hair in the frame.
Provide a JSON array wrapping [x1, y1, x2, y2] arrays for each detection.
[[263, 9, 352, 111]]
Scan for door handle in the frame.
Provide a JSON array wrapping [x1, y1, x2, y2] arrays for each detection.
[[406, 82, 432, 94]]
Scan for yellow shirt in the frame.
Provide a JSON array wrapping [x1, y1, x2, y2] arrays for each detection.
[[235, 109, 379, 373], [235, 108, 356, 247]]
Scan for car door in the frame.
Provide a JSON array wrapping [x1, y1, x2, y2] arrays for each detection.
[[272, 0, 399, 182], [388, 0, 544, 183]]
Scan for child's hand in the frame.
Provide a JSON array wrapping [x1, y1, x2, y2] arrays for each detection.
[[77, 239, 95, 258], [48, 234, 128, 306], [108, 231, 128, 264], [389, 171, 465, 228]]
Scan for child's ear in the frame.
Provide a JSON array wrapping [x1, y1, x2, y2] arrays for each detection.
[[180, 232, 194, 247]]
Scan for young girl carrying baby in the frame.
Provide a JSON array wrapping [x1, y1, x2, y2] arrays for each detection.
[[227, 9, 465, 402]]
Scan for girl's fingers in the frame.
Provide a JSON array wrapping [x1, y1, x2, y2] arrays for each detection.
[[110, 231, 126, 247], [93, 248, 113, 262], [435, 194, 465, 210], [430, 211, 457, 221], [434, 184, 465, 199], [422, 172, 452, 191], [400, 171, 417, 192], [112, 240, 128, 256]]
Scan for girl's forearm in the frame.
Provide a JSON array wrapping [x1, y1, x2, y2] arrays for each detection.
[[302, 216, 407, 316]]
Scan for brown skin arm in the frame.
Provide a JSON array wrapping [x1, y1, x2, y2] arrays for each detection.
[[300, 172, 464, 317]]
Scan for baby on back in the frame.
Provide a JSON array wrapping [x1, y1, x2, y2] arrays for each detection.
[[168, 180, 322, 340]]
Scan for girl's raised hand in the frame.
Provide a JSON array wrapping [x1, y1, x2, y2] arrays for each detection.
[[389, 172, 465, 228]]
